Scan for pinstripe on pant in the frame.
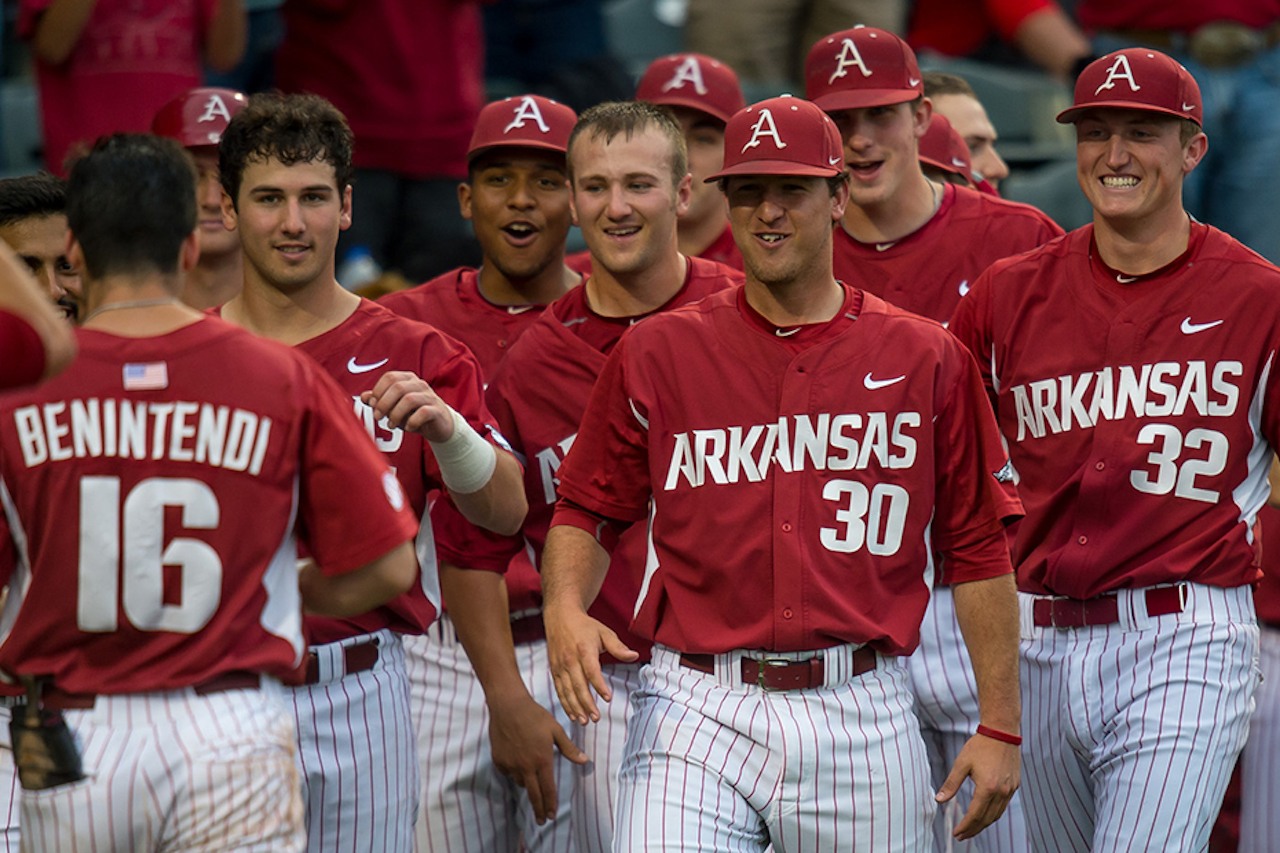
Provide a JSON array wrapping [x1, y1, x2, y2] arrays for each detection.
[[1018, 585, 1260, 853], [1239, 623, 1280, 853], [614, 645, 934, 852], [571, 661, 644, 853]]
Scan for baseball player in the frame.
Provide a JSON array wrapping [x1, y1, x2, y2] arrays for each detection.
[[0, 132, 419, 851], [379, 93, 585, 852], [216, 93, 527, 852], [565, 53, 747, 275], [543, 94, 1023, 852], [805, 26, 1063, 851], [151, 86, 249, 310], [438, 100, 742, 853], [806, 26, 1062, 326], [0, 173, 81, 322], [922, 72, 1010, 193], [949, 48, 1277, 852]]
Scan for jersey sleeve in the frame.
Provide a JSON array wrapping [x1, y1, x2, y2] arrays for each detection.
[[296, 360, 419, 574], [930, 341, 1022, 584], [430, 494, 523, 573], [554, 334, 653, 525], [0, 310, 46, 390]]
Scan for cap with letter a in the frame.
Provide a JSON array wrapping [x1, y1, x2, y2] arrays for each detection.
[[466, 94, 578, 162], [152, 87, 249, 149], [636, 53, 746, 124], [706, 96, 845, 181], [1056, 48, 1202, 126], [805, 26, 924, 112]]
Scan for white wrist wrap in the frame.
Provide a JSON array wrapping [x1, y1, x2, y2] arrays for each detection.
[[430, 406, 498, 495]]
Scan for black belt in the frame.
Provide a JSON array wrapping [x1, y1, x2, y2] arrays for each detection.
[[303, 638, 380, 684]]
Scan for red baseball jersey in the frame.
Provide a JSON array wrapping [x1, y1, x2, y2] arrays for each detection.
[[833, 183, 1063, 324], [378, 268, 549, 612], [0, 318, 417, 694], [291, 299, 507, 644], [553, 285, 1019, 656], [377, 268, 556, 378], [949, 223, 1280, 598], [436, 256, 740, 648]]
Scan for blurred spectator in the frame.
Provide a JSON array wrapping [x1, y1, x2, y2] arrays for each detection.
[[909, 0, 1091, 81], [275, 0, 484, 284], [18, 0, 246, 174], [1077, 2, 1280, 263], [924, 70, 1009, 191], [205, 0, 283, 93], [918, 114, 975, 186], [684, 0, 906, 94], [484, 0, 633, 113]]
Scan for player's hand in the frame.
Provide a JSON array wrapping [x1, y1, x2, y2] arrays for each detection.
[[488, 691, 588, 823], [360, 370, 455, 442], [544, 605, 639, 726], [936, 734, 1020, 841]]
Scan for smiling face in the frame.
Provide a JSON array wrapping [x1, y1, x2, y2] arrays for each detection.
[[726, 173, 847, 289], [462, 148, 572, 282], [568, 125, 691, 280], [827, 99, 930, 212], [0, 213, 82, 321], [1073, 108, 1205, 228], [223, 156, 351, 294]]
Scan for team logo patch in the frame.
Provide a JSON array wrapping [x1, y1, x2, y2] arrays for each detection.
[[741, 109, 787, 153], [828, 37, 874, 84], [504, 96, 551, 134], [1094, 55, 1140, 95], [993, 460, 1016, 483], [662, 56, 709, 95], [122, 362, 168, 390]]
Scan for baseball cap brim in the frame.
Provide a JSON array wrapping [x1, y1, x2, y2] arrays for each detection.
[[705, 159, 844, 182], [1056, 101, 1200, 125], [647, 94, 733, 124], [467, 139, 569, 162], [811, 89, 919, 113]]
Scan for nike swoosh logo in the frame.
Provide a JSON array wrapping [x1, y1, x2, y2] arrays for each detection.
[[1181, 317, 1223, 335], [1182, 102, 1196, 112], [864, 372, 905, 390], [347, 357, 389, 374], [958, 279, 970, 296], [827, 155, 843, 166], [951, 157, 968, 168], [875, 242, 896, 252], [909, 77, 921, 87], [775, 327, 800, 337], [1116, 274, 1137, 283], [507, 304, 535, 315], [562, 317, 587, 327]]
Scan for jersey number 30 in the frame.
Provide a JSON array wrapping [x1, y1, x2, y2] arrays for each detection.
[[77, 476, 222, 634], [820, 480, 909, 555]]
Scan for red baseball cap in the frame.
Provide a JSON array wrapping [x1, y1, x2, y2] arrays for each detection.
[[636, 53, 746, 124], [151, 87, 248, 148], [706, 96, 845, 181], [918, 114, 973, 183], [467, 95, 578, 162], [1057, 48, 1202, 126], [805, 26, 924, 113]]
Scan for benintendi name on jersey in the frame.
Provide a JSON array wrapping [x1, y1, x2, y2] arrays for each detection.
[[663, 411, 920, 490], [14, 398, 273, 475], [1009, 360, 1247, 441]]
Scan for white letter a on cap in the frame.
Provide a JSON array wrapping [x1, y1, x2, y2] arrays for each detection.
[[663, 56, 709, 95], [741, 109, 787, 153], [1094, 55, 1141, 95], [829, 38, 874, 84], [505, 96, 551, 134], [198, 94, 231, 124]]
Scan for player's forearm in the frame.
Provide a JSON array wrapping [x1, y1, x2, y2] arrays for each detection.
[[203, 0, 247, 73], [952, 573, 1022, 733], [447, 449, 528, 536], [31, 0, 98, 65], [300, 541, 417, 617], [438, 563, 532, 704], [1012, 7, 1093, 82], [541, 525, 610, 616], [0, 244, 75, 380]]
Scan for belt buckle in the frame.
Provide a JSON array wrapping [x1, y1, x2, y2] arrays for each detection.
[[757, 657, 793, 692]]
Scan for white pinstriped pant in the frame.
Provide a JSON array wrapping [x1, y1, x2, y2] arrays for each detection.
[[910, 586, 1029, 853], [614, 645, 934, 852], [1239, 623, 1280, 852], [0, 707, 18, 852], [404, 614, 575, 853], [1018, 584, 1260, 853], [570, 661, 644, 853], [289, 629, 418, 853], [21, 682, 303, 852]]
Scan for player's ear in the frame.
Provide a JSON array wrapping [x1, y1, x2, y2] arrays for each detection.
[[340, 185, 353, 231], [458, 181, 474, 221], [220, 190, 238, 232], [179, 230, 200, 273], [913, 97, 933, 140], [569, 182, 580, 227], [1183, 130, 1208, 175], [675, 172, 693, 217], [830, 175, 850, 222]]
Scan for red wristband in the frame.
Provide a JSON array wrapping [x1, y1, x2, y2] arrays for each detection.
[[976, 724, 1022, 746]]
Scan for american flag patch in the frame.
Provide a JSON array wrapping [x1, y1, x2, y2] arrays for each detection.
[[122, 362, 168, 390]]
